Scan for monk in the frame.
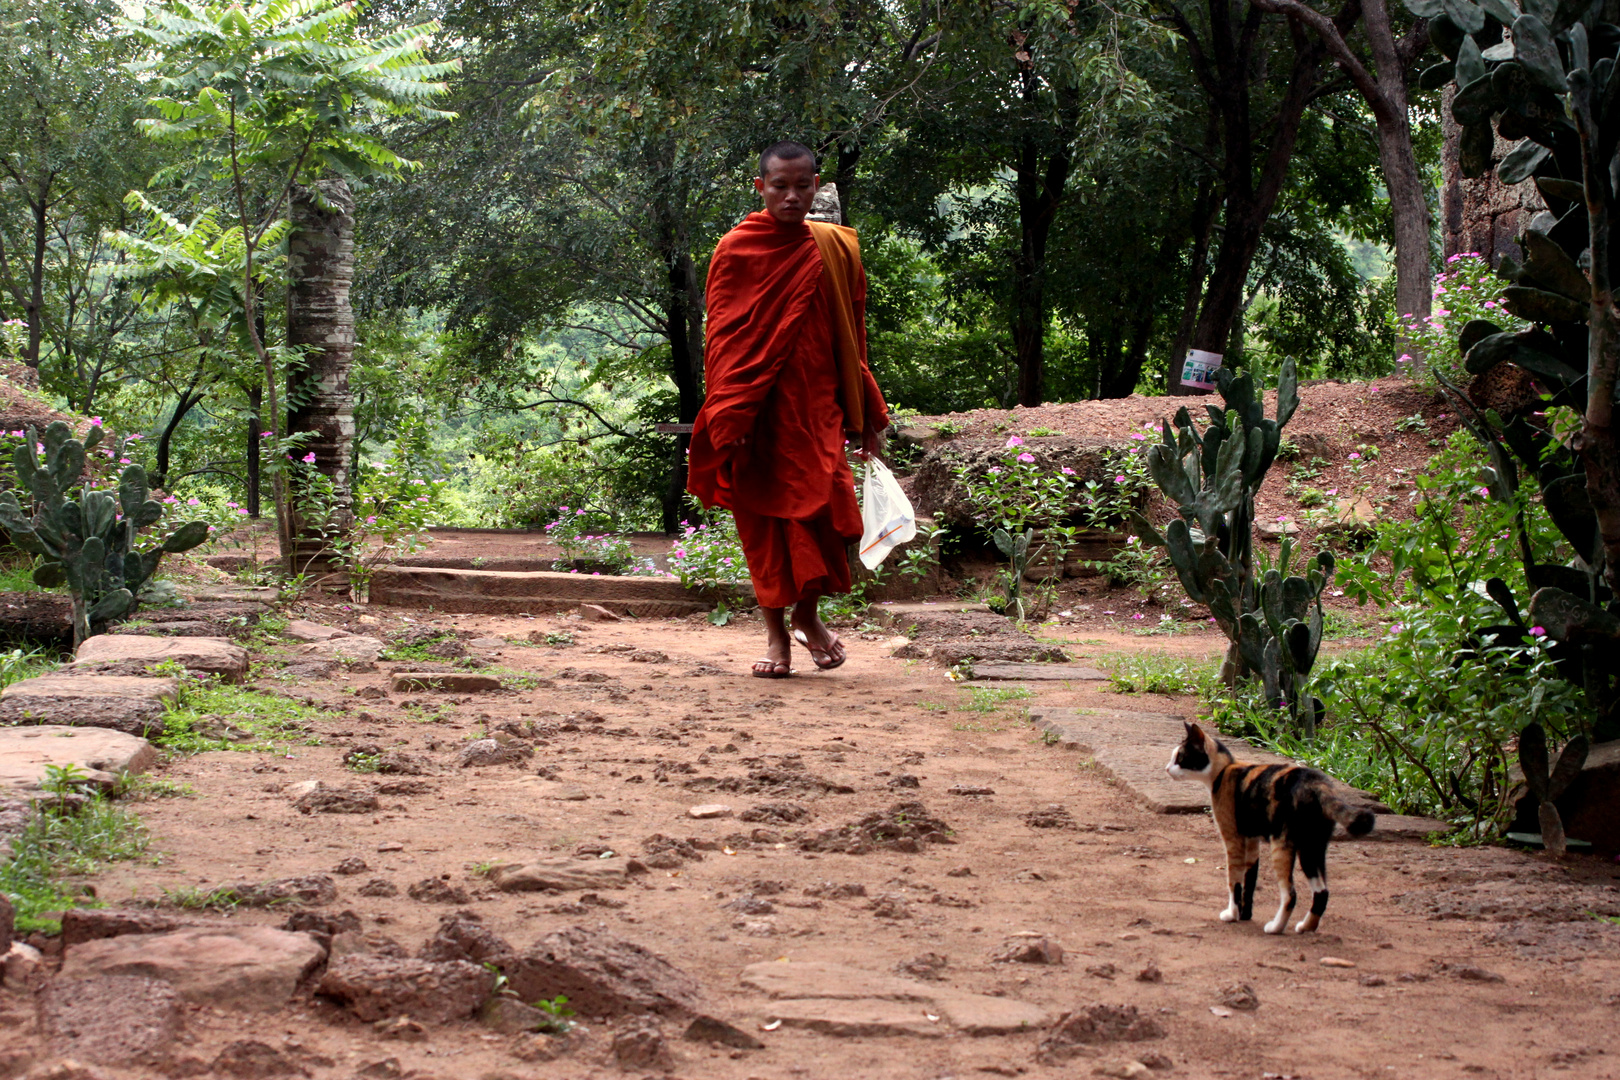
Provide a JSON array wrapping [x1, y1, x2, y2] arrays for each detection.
[[687, 141, 889, 677]]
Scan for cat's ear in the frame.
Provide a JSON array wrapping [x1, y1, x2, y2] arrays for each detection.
[[1184, 720, 1205, 744]]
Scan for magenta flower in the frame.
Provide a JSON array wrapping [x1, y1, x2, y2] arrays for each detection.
[[1017, 452, 1035, 463], [1114, 474, 1126, 483], [89, 417, 102, 426], [1005, 436, 1024, 447], [1061, 467, 1076, 475], [1348, 453, 1362, 461], [302, 451, 317, 463], [1531, 626, 1547, 637], [1129, 433, 1147, 441]]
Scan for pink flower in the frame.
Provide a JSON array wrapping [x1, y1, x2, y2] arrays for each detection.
[[1133, 613, 1144, 620], [1005, 436, 1024, 447], [988, 467, 1002, 475], [1370, 386, 1380, 392], [1325, 489, 1337, 495], [1477, 486, 1490, 497], [89, 417, 102, 426], [235, 508, 249, 516], [127, 433, 142, 440], [1483, 301, 1497, 309], [186, 497, 200, 506], [1129, 433, 1147, 441], [1531, 626, 1547, 637], [1061, 467, 1076, 475], [118, 458, 131, 464], [259, 430, 273, 438], [1017, 453, 1035, 463], [1114, 474, 1126, 483], [1348, 453, 1361, 461], [302, 452, 317, 463], [1397, 354, 1412, 362]]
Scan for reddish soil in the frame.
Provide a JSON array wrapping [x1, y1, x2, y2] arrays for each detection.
[[5, 600, 1616, 1079]]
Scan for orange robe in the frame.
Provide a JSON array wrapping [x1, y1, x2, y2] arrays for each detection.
[[687, 211, 888, 609]]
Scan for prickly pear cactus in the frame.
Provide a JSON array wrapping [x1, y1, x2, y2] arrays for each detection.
[[1129, 359, 1334, 730], [0, 422, 210, 646], [992, 526, 1034, 620], [1517, 722, 1590, 858]]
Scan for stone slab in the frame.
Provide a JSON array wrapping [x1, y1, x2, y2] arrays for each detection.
[[368, 566, 747, 616], [187, 586, 278, 604], [765, 997, 946, 1037], [59, 926, 326, 1010], [392, 671, 502, 693], [284, 620, 350, 643], [38, 975, 183, 1065], [870, 602, 993, 629], [968, 663, 1107, 682], [0, 675, 177, 736], [741, 961, 1050, 1037], [488, 858, 627, 892], [296, 636, 385, 663], [0, 725, 157, 792], [71, 635, 248, 683], [1033, 707, 1447, 840]]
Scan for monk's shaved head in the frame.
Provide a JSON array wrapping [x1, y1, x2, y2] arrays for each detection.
[[758, 141, 817, 178]]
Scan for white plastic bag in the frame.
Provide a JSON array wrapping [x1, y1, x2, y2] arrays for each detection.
[[858, 458, 917, 570]]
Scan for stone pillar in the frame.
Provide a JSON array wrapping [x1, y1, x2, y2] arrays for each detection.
[[286, 179, 357, 571], [1439, 86, 1545, 266]]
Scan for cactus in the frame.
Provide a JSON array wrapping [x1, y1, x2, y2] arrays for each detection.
[[992, 526, 1035, 621], [1418, 0, 1620, 739], [0, 422, 210, 646], [1129, 358, 1333, 730], [1517, 723, 1589, 858]]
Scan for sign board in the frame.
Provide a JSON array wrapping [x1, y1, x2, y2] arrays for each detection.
[[1179, 349, 1223, 392]]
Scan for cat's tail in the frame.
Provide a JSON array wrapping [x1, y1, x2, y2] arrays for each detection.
[[1322, 790, 1376, 837]]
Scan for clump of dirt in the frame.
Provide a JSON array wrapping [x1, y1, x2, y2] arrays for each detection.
[[690, 768, 854, 797], [737, 801, 812, 824], [799, 801, 955, 854]]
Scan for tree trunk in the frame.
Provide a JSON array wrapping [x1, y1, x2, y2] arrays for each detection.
[[661, 246, 705, 532], [1168, 175, 1219, 396], [835, 142, 860, 227], [1011, 131, 1073, 408], [246, 382, 262, 519], [285, 179, 358, 577]]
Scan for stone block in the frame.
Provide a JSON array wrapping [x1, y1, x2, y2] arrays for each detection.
[[59, 926, 326, 1010], [70, 635, 248, 683], [0, 725, 157, 793], [0, 675, 177, 737]]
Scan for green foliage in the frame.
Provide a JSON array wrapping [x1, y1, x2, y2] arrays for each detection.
[[1395, 254, 1526, 387], [1105, 654, 1220, 696], [668, 512, 750, 591], [0, 422, 209, 645], [0, 790, 149, 932], [154, 675, 323, 755], [961, 686, 1032, 713], [0, 646, 57, 690]]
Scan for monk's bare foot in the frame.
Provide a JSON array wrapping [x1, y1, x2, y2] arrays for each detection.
[[790, 600, 845, 670], [754, 609, 793, 678]]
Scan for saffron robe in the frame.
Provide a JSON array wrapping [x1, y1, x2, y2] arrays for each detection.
[[687, 211, 888, 608]]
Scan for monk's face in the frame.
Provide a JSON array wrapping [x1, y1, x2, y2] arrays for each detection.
[[754, 155, 819, 225]]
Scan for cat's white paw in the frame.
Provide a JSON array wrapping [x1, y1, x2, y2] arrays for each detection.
[[1262, 919, 1285, 934], [1219, 905, 1239, 923]]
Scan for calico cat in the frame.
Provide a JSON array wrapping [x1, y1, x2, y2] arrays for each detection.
[[1166, 720, 1374, 934]]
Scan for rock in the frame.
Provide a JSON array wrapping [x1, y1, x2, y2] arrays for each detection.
[[1136, 964, 1162, 983], [468, 637, 508, 650], [372, 1017, 426, 1041], [318, 955, 496, 1024], [578, 604, 622, 622], [283, 620, 351, 643], [279, 660, 341, 680], [1435, 961, 1505, 983], [294, 788, 380, 814], [506, 927, 703, 1018], [628, 650, 668, 663], [333, 856, 368, 876], [948, 785, 995, 796], [224, 875, 337, 907], [5, 939, 46, 988], [480, 997, 552, 1034], [687, 804, 732, 819], [683, 1015, 764, 1049], [0, 675, 177, 737], [894, 953, 948, 981], [967, 664, 1107, 682], [406, 878, 470, 904], [37, 975, 183, 1066], [611, 1018, 671, 1070], [762, 998, 944, 1038], [1326, 497, 1377, 539], [417, 910, 517, 968], [209, 1040, 309, 1078], [59, 909, 199, 948], [1216, 982, 1259, 1010], [1257, 521, 1300, 541], [358, 879, 399, 898], [459, 739, 532, 767], [70, 635, 248, 682], [1320, 956, 1356, 968], [488, 859, 626, 893], [1092, 1059, 1152, 1079], [1034, 1005, 1166, 1063], [392, 672, 502, 693], [990, 933, 1064, 965], [329, 930, 409, 961], [58, 926, 326, 1010], [295, 636, 386, 663], [0, 725, 157, 794], [1023, 805, 1076, 829]]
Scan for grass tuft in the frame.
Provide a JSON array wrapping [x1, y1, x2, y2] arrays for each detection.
[[153, 673, 324, 755], [1103, 654, 1220, 696], [0, 793, 149, 932]]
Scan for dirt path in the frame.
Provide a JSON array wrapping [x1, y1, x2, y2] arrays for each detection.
[[7, 606, 1620, 1080]]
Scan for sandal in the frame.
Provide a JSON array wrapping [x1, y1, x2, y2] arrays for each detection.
[[792, 628, 846, 671], [751, 658, 792, 679]]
